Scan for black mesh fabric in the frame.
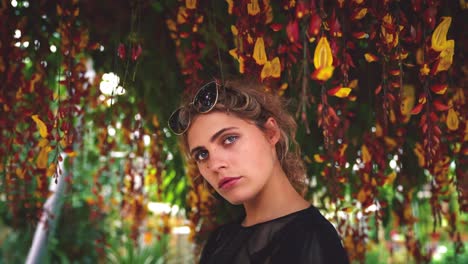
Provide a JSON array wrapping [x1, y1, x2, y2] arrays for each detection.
[[199, 206, 349, 264]]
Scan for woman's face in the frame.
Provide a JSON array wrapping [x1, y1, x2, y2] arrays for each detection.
[[187, 111, 280, 205]]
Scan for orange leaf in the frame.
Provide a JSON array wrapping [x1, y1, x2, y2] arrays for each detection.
[[311, 66, 335, 81], [186, 0, 197, 9], [364, 53, 379, 62]]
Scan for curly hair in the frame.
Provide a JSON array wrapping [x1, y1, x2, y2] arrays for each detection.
[[178, 78, 307, 194]]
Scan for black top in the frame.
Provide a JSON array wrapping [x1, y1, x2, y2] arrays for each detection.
[[199, 206, 349, 264]]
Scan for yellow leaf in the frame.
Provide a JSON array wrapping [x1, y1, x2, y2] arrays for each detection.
[[384, 136, 397, 150], [38, 138, 49, 148], [177, 7, 188, 24], [364, 53, 378, 62], [36, 146, 51, 169], [166, 19, 177, 32], [253, 37, 267, 65], [226, 0, 233, 14], [432, 17, 452, 52], [446, 108, 459, 131], [261, 61, 272, 80], [247, 0, 260, 16], [375, 123, 383, 137], [16, 168, 25, 179], [329, 87, 352, 98], [47, 163, 57, 177], [186, 0, 197, 9], [231, 25, 238, 36], [361, 145, 371, 163], [238, 56, 245, 73], [314, 154, 325, 163], [313, 37, 333, 69], [339, 144, 348, 157], [270, 57, 281, 78], [247, 34, 254, 44], [354, 8, 368, 20], [265, 1, 273, 23], [420, 64, 430, 75], [31, 115, 48, 138], [400, 85, 415, 116], [229, 48, 239, 59], [435, 40, 455, 74], [385, 172, 397, 185], [357, 188, 370, 203]]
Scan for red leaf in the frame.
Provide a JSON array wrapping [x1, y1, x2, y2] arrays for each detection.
[[375, 84, 382, 95], [131, 44, 142, 61], [433, 100, 450, 111], [430, 83, 448, 94], [410, 103, 424, 115], [308, 13, 321, 36], [117, 43, 126, 59], [270, 23, 283, 31]]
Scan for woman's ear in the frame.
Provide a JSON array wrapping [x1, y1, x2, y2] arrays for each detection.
[[264, 117, 281, 145]]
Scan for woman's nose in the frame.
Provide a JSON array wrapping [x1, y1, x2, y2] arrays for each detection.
[[207, 147, 228, 172]]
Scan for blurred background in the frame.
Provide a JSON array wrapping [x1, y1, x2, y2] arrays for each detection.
[[0, 0, 467, 263]]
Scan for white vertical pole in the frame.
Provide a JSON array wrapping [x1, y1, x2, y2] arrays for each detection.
[[25, 155, 67, 264]]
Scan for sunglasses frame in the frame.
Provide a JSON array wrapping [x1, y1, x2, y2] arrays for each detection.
[[168, 81, 220, 135]]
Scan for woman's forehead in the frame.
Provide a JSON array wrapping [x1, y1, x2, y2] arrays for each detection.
[[186, 112, 254, 145]]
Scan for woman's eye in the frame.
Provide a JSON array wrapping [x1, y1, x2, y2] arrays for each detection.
[[223, 135, 238, 145], [194, 150, 209, 162]]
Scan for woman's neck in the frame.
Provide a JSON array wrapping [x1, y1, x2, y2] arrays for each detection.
[[241, 165, 310, 227]]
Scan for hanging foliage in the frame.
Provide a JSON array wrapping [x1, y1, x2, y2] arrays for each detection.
[[0, 0, 466, 263]]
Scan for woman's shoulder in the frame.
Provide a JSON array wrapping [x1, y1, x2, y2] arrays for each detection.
[[275, 205, 350, 263]]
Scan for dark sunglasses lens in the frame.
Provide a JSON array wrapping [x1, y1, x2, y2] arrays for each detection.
[[168, 108, 189, 134], [194, 82, 218, 113]]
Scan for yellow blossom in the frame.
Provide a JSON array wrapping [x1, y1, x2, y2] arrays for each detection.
[[37, 145, 52, 169], [253, 37, 267, 65], [313, 37, 333, 69], [361, 145, 371, 163], [247, 0, 260, 16], [31, 115, 48, 138], [231, 25, 238, 36], [226, 0, 233, 14], [432, 17, 452, 52], [435, 40, 455, 74], [186, 0, 196, 9], [176, 7, 188, 24], [446, 108, 459, 131], [420, 64, 430, 75], [270, 57, 281, 78]]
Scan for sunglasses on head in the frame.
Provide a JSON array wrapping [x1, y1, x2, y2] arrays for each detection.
[[168, 81, 220, 135]]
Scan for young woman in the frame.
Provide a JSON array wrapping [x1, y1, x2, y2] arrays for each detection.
[[169, 78, 349, 263]]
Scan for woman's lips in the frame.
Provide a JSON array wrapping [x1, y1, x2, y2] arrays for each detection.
[[218, 177, 242, 190]]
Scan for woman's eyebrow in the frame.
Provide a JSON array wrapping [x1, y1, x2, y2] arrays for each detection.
[[209, 127, 238, 143], [189, 127, 239, 156]]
